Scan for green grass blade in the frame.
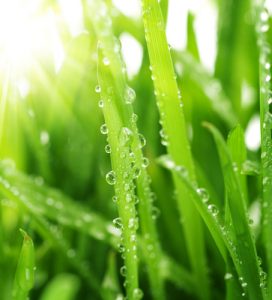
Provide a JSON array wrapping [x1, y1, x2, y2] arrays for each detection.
[[12, 229, 35, 300], [90, 1, 166, 298], [186, 13, 200, 61], [141, 1, 209, 298], [173, 50, 237, 127], [97, 45, 140, 299], [227, 125, 248, 205], [40, 274, 80, 300], [0, 161, 119, 247], [255, 1, 272, 297], [204, 122, 264, 300]]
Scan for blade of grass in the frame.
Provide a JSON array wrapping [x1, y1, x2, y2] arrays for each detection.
[[227, 125, 248, 205], [40, 274, 80, 300], [204, 122, 264, 300], [90, 1, 166, 298], [173, 50, 237, 127], [12, 229, 35, 300], [141, 1, 209, 298], [255, 1, 272, 298], [0, 161, 120, 247], [97, 45, 140, 299]]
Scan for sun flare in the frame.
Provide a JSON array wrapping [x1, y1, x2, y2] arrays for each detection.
[[0, 0, 64, 75]]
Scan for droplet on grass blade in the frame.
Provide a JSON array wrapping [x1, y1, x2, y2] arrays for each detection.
[[208, 204, 219, 217], [106, 171, 116, 185], [124, 86, 136, 104], [95, 85, 101, 93], [120, 266, 127, 277], [100, 124, 108, 135], [119, 127, 133, 146], [133, 288, 144, 299], [196, 188, 210, 203], [224, 273, 233, 280]]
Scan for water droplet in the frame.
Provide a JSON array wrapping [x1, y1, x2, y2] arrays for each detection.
[[128, 217, 136, 229], [113, 217, 123, 229], [133, 167, 141, 178], [105, 144, 111, 153], [112, 195, 118, 203], [124, 86, 136, 104], [152, 206, 160, 220], [95, 85, 101, 93], [103, 57, 110, 66], [241, 282, 248, 288], [261, 9, 269, 22], [98, 100, 104, 108], [261, 24, 269, 32], [106, 170, 116, 185], [265, 63, 271, 70], [40, 130, 50, 145], [100, 124, 108, 135], [142, 157, 149, 168], [224, 273, 233, 280], [175, 165, 189, 178], [131, 113, 138, 123], [265, 75, 271, 82], [120, 266, 127, 277], [196, 188, 210, 203], [119, 127, 133, 146], [138, 134, 146, 148], [208, 204, 219, 216], [133, 288, 144, 299]]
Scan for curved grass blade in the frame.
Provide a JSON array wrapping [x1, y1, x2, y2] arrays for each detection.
[[255, 1, 272, 297], [141, 1, 209, 298], [204, 122, 264, 300], [12, 229, 35, 300], [0, 161, 120, 247]]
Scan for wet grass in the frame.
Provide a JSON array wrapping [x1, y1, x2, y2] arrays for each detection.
[[0, 0, 272, 299]]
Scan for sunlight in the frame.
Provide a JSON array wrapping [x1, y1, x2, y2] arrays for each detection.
[[0, 0, 64, 74]]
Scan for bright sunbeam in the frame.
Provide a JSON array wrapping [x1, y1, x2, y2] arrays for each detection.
[[0, 0, 64, 75]]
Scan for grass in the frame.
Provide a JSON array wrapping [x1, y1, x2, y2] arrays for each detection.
[[0, 0, 271, 299]]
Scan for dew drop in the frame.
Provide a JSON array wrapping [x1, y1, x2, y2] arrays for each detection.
[[265, 75, 271, 82], [224, 273, 233, 280], [142, 157, 149, 168], [100, 124, 108, 135], [133, 288, 144, 299], [119, 127, 133, 146], [98, 100, 104, 108], [112, 195, 118, 203], [113, 217, 123, 229], [131, 113, 138, 123], [103, 57, 110, 66], [196, 188, 210, 203], [138, 134, 146, 148], [40, 131, 50, 145], [260, 9, 269, 22], [152, 206, 160, 220], [120, 266, 127, 277], [106, 170, 116, 185], [124, 86, 136, 104], [105, 144, 111, 154], [208, 204, 219, 216], [95, 85, 101, 93]]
